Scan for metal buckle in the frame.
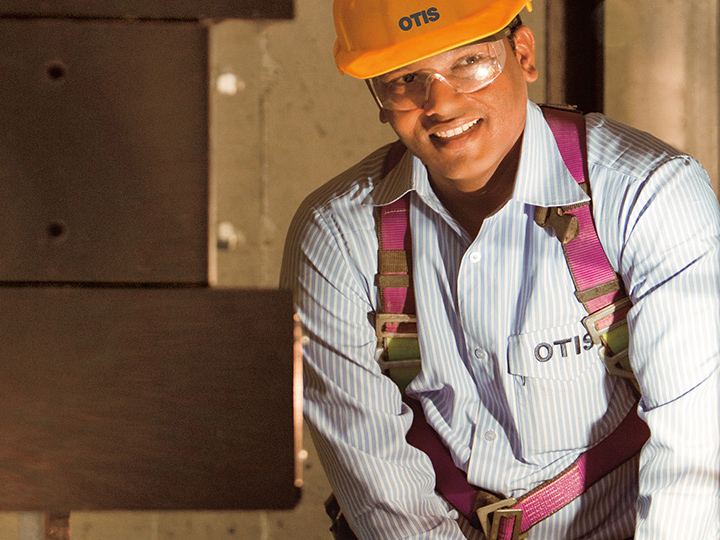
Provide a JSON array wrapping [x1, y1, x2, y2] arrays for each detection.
[[375, 313, 417, 339], [599, 345, 635, 380], [581, 297, 632, 345], [476, 498, 527, 540], [535, 206, 580, 244], [375, 346, 421, 372]]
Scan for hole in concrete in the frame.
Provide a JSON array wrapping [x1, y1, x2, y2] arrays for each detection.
[[47, 221, 67, 240], [46, 60, 68, 82]]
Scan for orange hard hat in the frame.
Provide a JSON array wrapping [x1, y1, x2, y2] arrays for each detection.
[[333, 0, 532, 79]]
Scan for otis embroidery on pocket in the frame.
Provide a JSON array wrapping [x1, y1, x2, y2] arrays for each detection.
[[398, 7, 440, 31], [534, 333, 594, 362]]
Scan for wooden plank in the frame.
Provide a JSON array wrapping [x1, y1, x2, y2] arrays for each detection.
[[0, 287, 299, 511], [0, 0, 294, 20], [0, 19, 208, 284], [545, 0, 604, 113]]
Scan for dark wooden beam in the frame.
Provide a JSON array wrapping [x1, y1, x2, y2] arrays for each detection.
[[0, 0, 294, 20], [546, 0, 604, 113], [0, 287, 299, 512]]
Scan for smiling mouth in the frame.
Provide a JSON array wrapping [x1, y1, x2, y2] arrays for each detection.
[[433, 119, 480, 139]]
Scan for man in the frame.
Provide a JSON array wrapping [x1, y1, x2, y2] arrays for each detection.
[[281, 0, 720, 538]]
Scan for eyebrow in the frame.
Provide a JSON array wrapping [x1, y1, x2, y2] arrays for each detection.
[[377, 37, 504, 82]]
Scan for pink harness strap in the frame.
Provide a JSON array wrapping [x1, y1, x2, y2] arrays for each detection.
[[495, 406, 649, 540], [376, 195, 415, 316], [541, 107, 629, 337], [404, 397, 481, 518]]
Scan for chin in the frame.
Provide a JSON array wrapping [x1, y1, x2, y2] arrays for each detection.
[[433, 152, 494, 177]]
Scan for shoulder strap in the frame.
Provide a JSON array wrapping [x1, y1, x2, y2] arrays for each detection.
[[374, 141, 487, 517], [374, 141, 419, 393], [537, 105, 635, 387]]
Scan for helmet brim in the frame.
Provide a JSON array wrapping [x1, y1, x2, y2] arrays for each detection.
[[334, 0, 531, 79]]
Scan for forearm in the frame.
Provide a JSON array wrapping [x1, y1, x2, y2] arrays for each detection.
[[304, 357, 467, 540], [613, 156, 720, 538], [635, 367, 720, 539]]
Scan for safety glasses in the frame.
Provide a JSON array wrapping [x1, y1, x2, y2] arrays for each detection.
[[367, 39, 507, 111]]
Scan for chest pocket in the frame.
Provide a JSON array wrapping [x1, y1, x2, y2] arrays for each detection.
[[507, 322, 615, 456], [508, 323, 596, 380]]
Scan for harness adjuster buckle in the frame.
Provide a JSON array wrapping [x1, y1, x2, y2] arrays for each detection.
[[598, 345, 634, 380], [476, 498, 527, 540], [374, 347, 421, 372], [374, 313, 421, 377], [581, 297, 632, 345], [583, 298, 637, 384], [375, 313, 417, 339]]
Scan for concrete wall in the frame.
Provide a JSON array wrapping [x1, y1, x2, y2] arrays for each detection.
[[0, 0, 716, 538], [208, 0, 546, 291], [604, 0, 719, 194]]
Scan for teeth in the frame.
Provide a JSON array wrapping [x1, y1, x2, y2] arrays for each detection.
[[435, 119, 479, 139]]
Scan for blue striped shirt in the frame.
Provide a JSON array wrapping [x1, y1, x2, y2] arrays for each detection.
[[280, 101, 720, 540]]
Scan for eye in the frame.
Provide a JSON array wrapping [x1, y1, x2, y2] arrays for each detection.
[[383, 71, 421, 90], [399, 72, 418, 84], [458, 53, 488, 67]]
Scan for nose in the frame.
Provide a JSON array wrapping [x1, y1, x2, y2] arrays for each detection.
[[423, 73, 455, 102], [422, 73, 462, 115]]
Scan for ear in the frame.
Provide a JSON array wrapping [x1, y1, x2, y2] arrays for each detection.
[[378, 108, 391, 124], [512, 26, 539, 83]]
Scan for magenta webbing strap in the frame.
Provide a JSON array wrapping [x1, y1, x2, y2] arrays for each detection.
[[375, 156, 475, 514], [542, 107, 628, 330], [407, 397, 650, 534], [378, 196, 411, 251], [496, 406, 650, 540], [404, 397, 479, 518], [565, 205, 625, 314], [542, 108, 589, 186], [377, 196, 415, 318]]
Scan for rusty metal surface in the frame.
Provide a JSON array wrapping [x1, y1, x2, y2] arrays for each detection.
[[0, 287, 298, 511]]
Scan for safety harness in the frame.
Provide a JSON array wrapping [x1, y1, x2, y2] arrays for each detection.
[[327, 106, 650, 540]]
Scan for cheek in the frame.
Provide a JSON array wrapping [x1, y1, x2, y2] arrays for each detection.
[[385, 112, 420, 140], [495, 69, 528, 107], [488, 76, 528, 131]]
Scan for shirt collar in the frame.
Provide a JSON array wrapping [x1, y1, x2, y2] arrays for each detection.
[[366, 100, 590, 208], [513, 101, 590, 207], [366, 146, 426, 207]]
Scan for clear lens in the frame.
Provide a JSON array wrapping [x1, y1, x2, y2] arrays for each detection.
[[369, 40, 507, 111]]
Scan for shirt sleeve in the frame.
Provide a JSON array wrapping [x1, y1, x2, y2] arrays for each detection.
[[609, 156, 720, 539], [280, 200, 467, 540]]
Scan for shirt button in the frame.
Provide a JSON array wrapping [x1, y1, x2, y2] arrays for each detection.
[[484, 430, 497, 442], [469, 252, 481, 263], [473, 348, 487, 360]]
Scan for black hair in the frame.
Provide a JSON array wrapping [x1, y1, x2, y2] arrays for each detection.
[[507, 15, 522, 53]]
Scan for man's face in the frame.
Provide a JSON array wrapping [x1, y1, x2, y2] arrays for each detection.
[[377, 26, 538, 193]]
